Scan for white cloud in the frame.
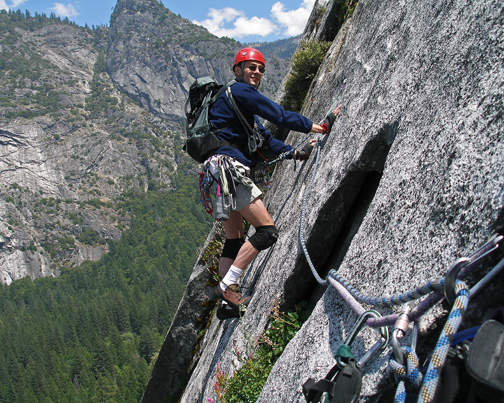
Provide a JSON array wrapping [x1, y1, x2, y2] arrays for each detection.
[[193, 7, 276, 39], [0, 0, 27, 11], [271, 0, 316, 36], [194, 1, 316, 40], [52, 2, 79, 18]]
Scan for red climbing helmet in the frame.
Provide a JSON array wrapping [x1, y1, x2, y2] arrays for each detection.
[[233, 48, 266, 70]]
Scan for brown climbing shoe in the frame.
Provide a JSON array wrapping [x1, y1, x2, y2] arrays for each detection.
[[216, 301, 244, 320], [216, 284, 250, 308]]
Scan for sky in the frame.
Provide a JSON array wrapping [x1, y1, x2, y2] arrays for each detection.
[[0, 0, 317, 42]]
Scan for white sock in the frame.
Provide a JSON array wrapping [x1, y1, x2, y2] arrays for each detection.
[[220, 265, 243, 291]]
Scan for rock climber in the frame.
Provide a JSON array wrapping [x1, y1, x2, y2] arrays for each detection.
[[201, 47, 341, 315]]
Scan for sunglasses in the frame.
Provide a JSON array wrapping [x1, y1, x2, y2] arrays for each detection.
[[247, 64, 265, 73]]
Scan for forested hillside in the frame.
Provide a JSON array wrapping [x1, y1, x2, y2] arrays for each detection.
[[0, 141, 213, 401]]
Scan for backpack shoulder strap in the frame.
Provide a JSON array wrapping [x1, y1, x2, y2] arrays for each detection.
[[212, 79, 236, 103], [224, 82, 264, 153], [224, 82, 253, 136]]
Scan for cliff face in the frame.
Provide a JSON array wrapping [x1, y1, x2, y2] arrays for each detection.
[[0, 16, 176, 284], [144, 0, 504, 401], [106, 0, 293, 118], [0, 3, 294, 285], [106, 0, 235, 119]]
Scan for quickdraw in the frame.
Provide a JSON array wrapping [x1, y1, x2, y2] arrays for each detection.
[[199, 170, 213, 216], [303, 311, 389, 403]]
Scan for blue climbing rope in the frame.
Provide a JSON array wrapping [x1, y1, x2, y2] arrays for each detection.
[[418, 280, 470, 403], [390, 346, 423, 403], [298, 139, 328, 285]]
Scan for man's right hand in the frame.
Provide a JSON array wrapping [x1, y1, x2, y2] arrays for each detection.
[[294, 143, 313, 160]]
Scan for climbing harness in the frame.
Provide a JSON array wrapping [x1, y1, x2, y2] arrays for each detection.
[[199, 155, 258, 220], [200, 155, 235, 221]]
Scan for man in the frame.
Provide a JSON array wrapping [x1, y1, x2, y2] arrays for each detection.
[[203, 47, 341, 313]]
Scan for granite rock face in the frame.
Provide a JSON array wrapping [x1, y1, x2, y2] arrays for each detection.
[[146, 0, 504, 401], [142, 229, 221, 403]]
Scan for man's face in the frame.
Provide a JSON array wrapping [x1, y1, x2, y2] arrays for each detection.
[[235, 60, 265, 88]]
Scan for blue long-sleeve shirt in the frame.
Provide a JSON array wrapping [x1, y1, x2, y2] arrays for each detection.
[[208, 81, 313, 167]]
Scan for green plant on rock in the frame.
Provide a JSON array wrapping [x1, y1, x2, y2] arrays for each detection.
[[215, 303, 306, 402], [201, 239, 224, 285], [345, 0, 359, 19], [283, 40, 332, 112]]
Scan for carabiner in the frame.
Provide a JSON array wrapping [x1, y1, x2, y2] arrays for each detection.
[[444, 257, 471, 306], [391, 305, 411, 364], [391, 317, 418, 366], [337, 310, 389, 368]]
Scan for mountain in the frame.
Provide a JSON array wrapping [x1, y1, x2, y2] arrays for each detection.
[[0, 1, 295, 285], [106, 0, 296, 117], [143, 0, 504, 401], [0, 2, 299, 402], [0, 10, 178, 283]]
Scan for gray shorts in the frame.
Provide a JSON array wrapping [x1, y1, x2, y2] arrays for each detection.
[[204, 155, 262, 218], [233, 179, 263, 211]]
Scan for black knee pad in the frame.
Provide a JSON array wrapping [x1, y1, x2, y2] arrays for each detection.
[[221, 238, 245, 260], [249, 225, 278, 251]]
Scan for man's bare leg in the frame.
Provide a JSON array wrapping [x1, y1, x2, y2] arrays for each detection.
[[218, 198, 275, 306]]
